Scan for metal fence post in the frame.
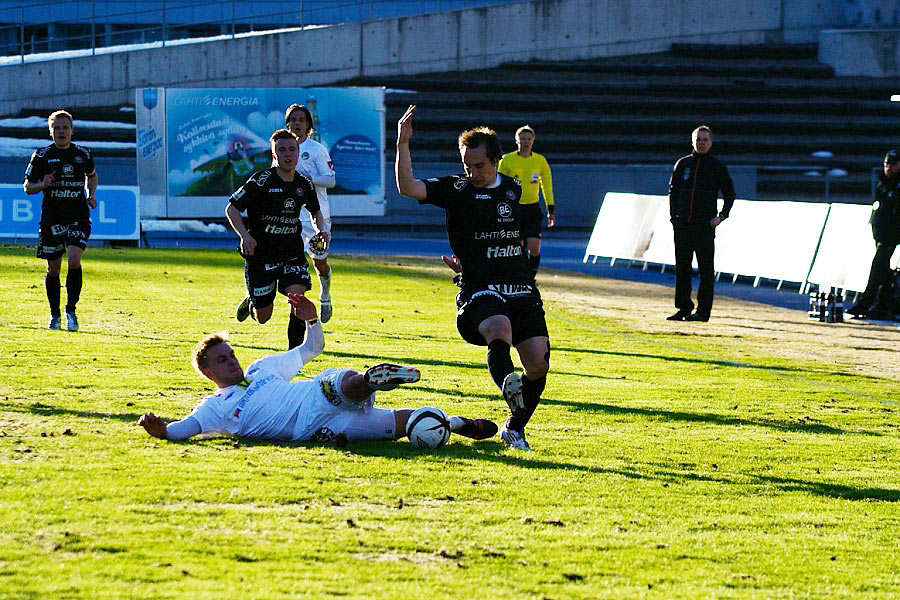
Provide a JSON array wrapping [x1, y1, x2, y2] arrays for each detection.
[[19, 6, 24, 64]]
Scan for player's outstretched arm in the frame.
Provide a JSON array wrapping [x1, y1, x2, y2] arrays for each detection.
[[287, 293, 318, 321], [395, 105, 427, 201], [139, 412, 168, 439]]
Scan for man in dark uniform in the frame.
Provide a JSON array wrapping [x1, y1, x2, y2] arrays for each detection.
[[667, 125, 735, 322], [23, 110, 98, 332], [394, 104, 550, 452], [226, 129, 328, 348], [847, 149, 900, 320]]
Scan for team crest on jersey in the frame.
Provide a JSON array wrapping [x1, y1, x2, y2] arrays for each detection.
[[453, 177, 468, 190], [506, 190, 516, 201], [63, 164, 74, 177], [497, 203, 512, 218], [320, 374, 340, 406], [683, 167, 691, 180], [74, 156, 83, 164], [301, 152, 310, 160]]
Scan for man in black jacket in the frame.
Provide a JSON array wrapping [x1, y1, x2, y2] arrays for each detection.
[[847, 150, 900, 320], [667, 125, 736, 322]]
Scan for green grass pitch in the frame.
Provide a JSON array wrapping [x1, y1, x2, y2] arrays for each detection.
[[1, 246, 899, 599]]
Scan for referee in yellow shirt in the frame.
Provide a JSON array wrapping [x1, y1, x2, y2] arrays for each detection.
[[498, 125, 556, 276]]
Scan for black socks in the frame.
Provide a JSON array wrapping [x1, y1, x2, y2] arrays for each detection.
[[487, 339, 514, 388], [65, 267, 82, 313]]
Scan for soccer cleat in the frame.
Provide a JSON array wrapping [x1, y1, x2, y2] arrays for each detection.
[[48, 315, 61, 330], [502, 372, 524, 412], [455, 417, 498, 440], [500, 425, 532, 452], [65, 312, 79, 332], [235, 296, 251, 322], [364, 363, 421, 391], [320, 300, 333, 324]]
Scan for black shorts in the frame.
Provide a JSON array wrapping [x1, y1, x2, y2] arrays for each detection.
[[37, 219, 92, 260], [244, 255, 312, 309], [456, 284, 548, 346], [519, 203, 543, 239]]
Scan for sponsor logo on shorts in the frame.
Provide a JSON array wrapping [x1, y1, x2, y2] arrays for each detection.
[[264, 263, 282, 271], [253, 283, 276, 296], [283, 264, 305, 275], [51, 224, 69, 235], [488, 283, 533, 297]]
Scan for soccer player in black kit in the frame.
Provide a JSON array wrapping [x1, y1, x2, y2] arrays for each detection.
[[226, 129, 328, 349], [395, 105, 550, 452], [24, 110, 98, 332]]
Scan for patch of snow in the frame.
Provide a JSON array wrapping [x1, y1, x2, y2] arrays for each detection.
[[0, 136, 135, 157], [141, 219, 227, 233], [0, 116, 135, 129]]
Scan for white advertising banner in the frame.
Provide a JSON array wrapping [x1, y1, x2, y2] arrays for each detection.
[[585, 192, 886, 291]]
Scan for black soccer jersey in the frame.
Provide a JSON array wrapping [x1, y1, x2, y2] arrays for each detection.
[[422, 173, 532, 289], [25, 144, 96, 225], [229, 168, 319, 262]]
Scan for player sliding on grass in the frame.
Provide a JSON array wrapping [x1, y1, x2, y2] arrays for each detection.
[[138, 294, 496, 444], [395, 105, 551, 452]]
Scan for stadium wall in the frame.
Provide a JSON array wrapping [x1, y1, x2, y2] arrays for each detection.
[[0, 0, 843, 115]]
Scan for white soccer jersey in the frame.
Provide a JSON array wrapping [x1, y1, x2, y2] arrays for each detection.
[[183, 324, 373, 441], [297, 137, 334, 240]]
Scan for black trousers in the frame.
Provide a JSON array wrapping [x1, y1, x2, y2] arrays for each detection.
[[854, 241, 898, 313], [673, 222, 716, 315]]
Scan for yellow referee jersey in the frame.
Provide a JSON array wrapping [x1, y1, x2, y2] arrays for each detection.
[[498, 151, 554, 208]]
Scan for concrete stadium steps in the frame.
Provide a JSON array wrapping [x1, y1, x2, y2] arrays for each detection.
[[357, 43, 900, 200], [3, 106, 135, 158]]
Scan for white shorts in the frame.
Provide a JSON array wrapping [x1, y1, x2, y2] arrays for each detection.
[[294, 368, 397, 441], [301, 199, 331, 257]]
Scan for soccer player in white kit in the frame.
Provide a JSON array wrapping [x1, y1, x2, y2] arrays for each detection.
[[138, 295, 497, 444], [285, 104, 336, 324]]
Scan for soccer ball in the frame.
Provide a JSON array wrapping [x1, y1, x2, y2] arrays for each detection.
[[308, 231, 328, 259], [406, 406, 451, 449]]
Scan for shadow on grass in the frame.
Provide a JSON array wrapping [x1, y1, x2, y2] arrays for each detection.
[[552, 346, 876, 381], [643, 462, 900, 502], [543, 397, 861, 436], [0, 400, 145, 425]]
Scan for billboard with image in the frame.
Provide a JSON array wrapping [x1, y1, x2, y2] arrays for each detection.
[[137, 87, 385, 219]]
